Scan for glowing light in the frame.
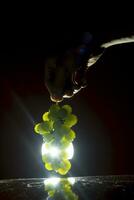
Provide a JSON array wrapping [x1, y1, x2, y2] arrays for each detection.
[[41, 143, 48, 155], [41, 143, 60, 158], [44, 177, 60, 186], [66, 143, 74, 159], [67, 177, 75, 185], [49, 147, 60, 158], [42, 142, 74, 160]]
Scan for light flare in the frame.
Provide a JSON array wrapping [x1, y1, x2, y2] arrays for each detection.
[[41, 142, 74, 159]]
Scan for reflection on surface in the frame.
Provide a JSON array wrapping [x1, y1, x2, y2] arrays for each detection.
[[44, 177, 78, 200], [0, 176, 134, 199]]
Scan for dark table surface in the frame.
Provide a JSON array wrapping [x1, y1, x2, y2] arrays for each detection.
[[0, 176, 134, 200]]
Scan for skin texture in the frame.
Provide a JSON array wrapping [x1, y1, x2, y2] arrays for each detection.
[[45, 34, 134, 102]]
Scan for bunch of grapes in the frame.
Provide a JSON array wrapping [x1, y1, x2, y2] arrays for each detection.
[[34, 104, 77, 175]]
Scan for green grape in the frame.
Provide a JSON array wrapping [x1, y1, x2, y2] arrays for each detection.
[[64, 114, 77, 127], [53, 120, 63, 131], [59, 125, 71, 136], [34, 103, 78, 176], [34, 121, 53, 135], [66, 191, 78, 200], [48, 190, 55, 197], [45, 184, 55, 194], [34, 123, 41, 134], [65, 129, 76, 142], [60, 136, 70, 149], [42, 155, 50, 163], [57, 168, 67, 175], [58, 108, 68, 120], [51, 160, 60, 171], [43, 133, 54, 143], [61, 159, 71, 170], [50, 104, 60, 113], [62, 105, 72, 114], [60, 159, 71, 171], [42, 112, 49, 121], [60, 151, 68, 160], [45, 179, 78, 200], [44, 121, 53, 131], [58, 160, 71, 175], [49, 104, 60, 121], [52, 125, 71, 143], [45, 163, 53, 171], [34, 123, 48, 135]]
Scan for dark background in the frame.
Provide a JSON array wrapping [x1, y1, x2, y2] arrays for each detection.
[[0, 31, 134, 179]]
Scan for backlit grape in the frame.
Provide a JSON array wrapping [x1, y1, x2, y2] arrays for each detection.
[[34, 104, 78, 175]]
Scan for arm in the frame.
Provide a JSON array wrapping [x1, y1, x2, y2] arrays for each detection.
[[45, 32, 134, 102], [87, 33, 134, 68]]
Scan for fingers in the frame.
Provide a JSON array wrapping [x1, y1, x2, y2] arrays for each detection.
[[45, 52, 88, 102], [50, 94, 63, 102], [45, 57, 63, 102], [45, 56, 74, 102]]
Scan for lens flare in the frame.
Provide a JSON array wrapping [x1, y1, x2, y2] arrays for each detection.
[[41, 143, 60, 158], [44, 177, 60, 186], [67, 177, 75, 185], [49, 147, 60, 158], [41, 143, 74, 159]]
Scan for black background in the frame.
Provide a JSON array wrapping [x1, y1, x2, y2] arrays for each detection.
[[0, 31, 134, 179]]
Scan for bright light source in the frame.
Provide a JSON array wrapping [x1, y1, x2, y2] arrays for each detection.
[[42, 142, 74, 159], [66, 143, 74, 159], [44, 177, 60, 186], [67, 177, 75, 185], [41, 143, 60, 158], [49, 147, 60, 158]]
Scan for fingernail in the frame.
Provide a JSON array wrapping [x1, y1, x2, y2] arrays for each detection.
[[50, 94, 63, 102]]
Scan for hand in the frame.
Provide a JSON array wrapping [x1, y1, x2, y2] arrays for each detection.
[[45, 32, 134, 102], [44, 36, 106, 103], [45, 47, 88, 102]]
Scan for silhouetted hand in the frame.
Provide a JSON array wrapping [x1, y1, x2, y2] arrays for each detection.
[[45, 32, 134, 102], [45, 46, 90, 102]]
